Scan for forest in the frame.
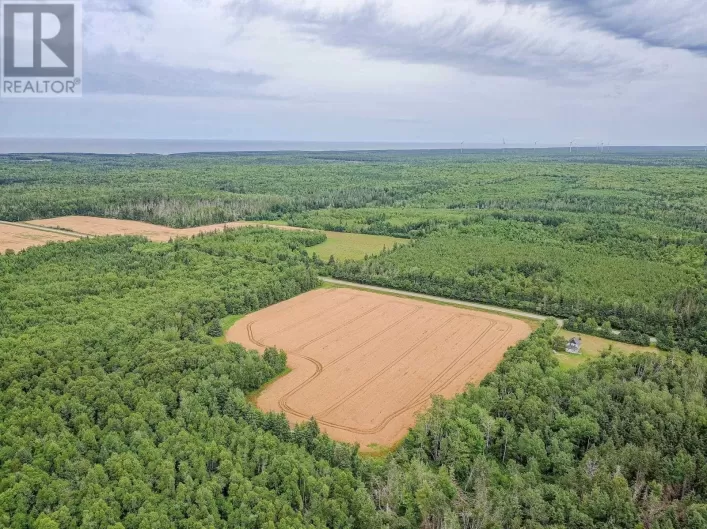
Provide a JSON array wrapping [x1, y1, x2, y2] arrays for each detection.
[[0, 230, 380, 529], [2, 149, 707, 528]]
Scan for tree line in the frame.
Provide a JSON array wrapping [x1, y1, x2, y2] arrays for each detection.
[[375, 322, 707, 528], [326, 213, 707, 353]]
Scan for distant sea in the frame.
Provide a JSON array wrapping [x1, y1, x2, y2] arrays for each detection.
[[0, 138, 477, 155], [0, 138, 703, 155]]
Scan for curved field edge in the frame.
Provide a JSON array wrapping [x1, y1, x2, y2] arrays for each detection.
[[225, 287, 531, 449]]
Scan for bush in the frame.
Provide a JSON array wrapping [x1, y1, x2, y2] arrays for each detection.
[[206, 318, 223, 337]]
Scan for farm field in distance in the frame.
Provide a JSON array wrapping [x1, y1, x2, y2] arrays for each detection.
[[0, 222, 79, 252], [226, 287, 531, 449], [28, 215, 303, 241], [1, 215, 403, 261]]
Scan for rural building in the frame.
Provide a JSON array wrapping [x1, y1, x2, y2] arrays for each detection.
[[566, 337, 582, 354]]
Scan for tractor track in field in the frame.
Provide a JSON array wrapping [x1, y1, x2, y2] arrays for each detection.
[[319, 277, 563, 325], [231, 287, 533, 446], [247, 303, 515, 437]]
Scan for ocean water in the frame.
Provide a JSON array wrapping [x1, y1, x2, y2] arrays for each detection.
[[0, 138, 702, 155], [0, 138, 476, 155]]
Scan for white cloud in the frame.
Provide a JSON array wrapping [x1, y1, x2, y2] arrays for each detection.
[[1, 0, 704, 143], [502, 0, 707, 55]]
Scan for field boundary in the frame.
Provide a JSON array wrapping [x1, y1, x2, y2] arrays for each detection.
[[320, 277, 562, 325]]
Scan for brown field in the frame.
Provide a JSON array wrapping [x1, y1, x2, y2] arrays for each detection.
[[0, 223, 79, 253], [27, 216, 301, 241], [227, 288, 531, 449]]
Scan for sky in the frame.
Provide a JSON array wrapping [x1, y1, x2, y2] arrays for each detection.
[[1, 0, 706, 145]]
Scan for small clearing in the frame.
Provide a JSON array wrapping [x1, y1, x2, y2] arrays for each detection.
[[309, 232, 407, 261]]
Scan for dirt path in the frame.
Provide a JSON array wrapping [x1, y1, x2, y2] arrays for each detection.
[[321, 279, 659, 345], [320, 277, 564, 326]]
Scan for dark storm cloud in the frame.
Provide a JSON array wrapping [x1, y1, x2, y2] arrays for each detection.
[[85, 51, 280, 98]]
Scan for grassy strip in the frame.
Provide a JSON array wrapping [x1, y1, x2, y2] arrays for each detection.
[[213, 314, 245, 345], [246, 368, 293, 405]]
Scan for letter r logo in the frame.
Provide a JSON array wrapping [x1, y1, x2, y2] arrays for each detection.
[[3, 3, 75, 77]]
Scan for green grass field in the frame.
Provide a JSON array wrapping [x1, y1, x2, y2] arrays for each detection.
[[554, 329, 658, 369], [310, 232, 407, 261]]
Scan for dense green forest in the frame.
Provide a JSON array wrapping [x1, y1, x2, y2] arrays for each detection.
[[2, 151, 707, 230], [0, 230, 380, 529], [3, 233, 707, 527], [3, 150, 707, 527], [3, 151, 707, 351]]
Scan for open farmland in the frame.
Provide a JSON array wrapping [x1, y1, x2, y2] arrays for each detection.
[[227, 287, 531, 448], [10, 216, 404, 260], [0, 222, 80, 252], [27, 215, 302, 241]]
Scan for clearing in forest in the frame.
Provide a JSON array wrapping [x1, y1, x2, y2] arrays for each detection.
[[0, 222, 80, 253], [555, 329, 657, 370], [227, 288, 531, 449], [308, 231, 407, 261]]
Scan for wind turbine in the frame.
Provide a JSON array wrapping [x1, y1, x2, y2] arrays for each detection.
[[502, 138, 506, 153], [534, 141, 538, 150], [460, 141, 464, 154], [570, 137, 583, 153]]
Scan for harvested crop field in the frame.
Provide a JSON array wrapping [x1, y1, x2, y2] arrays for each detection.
[[227, 288, 531, 449], [28, 216, 301, 241], [0, 222, 79, 253]]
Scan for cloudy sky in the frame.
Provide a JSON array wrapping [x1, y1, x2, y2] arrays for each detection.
[[1, 0, 706, 145]]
